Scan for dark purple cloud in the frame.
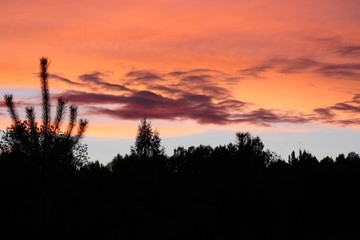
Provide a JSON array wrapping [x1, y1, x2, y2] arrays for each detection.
[[314, 108, 335, 119], [50, 74, 82, 86], [61, 90, 127, 104], [330, 102, 360, 112], [61, 89, 313, 125], [240, 57, 360, 80], [314, 63, 360, 79], [47, 66, 320, 125], [181, 75, 211, 84], [65, 90, 230, 124], [334, 119, 360, 125], [217, 100, 246, 111], [54, 68, 235, 102], [351, 94, 360, 104], [232, 108, 311, 126], [313, 37, 360, 58], [313, 94, 360, 126], [240, 63, 273, 78], [123, 68, 233, 101], [278, 58, 320, 74], [48, 66, 360, 126], [167, 68, 220, 77], [173, 73, 231, 99], [125, 70, 162, 85], [79, 71, 131, 92], [79, 71, 106, 82], [51, 71, 132, 92], [240, 57, 320, 76], [148, 85, 184, 95], [336, 45, 360, 56], [200, 85, 231, 99]]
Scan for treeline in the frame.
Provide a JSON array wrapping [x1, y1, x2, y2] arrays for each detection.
[[1, 128, 360, 239], [1, 58, 360, 239]]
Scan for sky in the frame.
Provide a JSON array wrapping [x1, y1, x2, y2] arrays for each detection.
[[1, 0, 360, 164]]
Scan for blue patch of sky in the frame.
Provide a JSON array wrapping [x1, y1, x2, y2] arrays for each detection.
[[86, 125, 360, 165]]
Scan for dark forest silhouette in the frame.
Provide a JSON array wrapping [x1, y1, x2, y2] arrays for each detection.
[[1, 59, 360, 239]]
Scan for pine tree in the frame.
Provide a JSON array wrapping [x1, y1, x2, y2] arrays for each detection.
[[131, 118, 165, 158], [0, 57, 89, 172]]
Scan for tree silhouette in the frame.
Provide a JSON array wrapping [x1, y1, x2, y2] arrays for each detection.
[[235, 131, 264, 155], [0, 57, 89, 172], [131, 118, 164, 158]]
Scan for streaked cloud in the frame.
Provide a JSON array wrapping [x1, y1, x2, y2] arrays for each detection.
[[240, 57, 360, 80], [61, 88, 314, 126], [336, 45, 360, 56], [315, 63, 360, 79], [62, 90, 237, 124], [314, 94, 360, 125], [79, 71, 132, 92], [50, 74, 82, 86], [125, 70, 163, 85], [48, 63, 360, 127], [232, 108, 311, 126]]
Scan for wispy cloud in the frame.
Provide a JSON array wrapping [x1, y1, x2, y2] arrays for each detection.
[[240, 57, 360, 80], [167, 68, 221, 77], [62, 89, 313, 126], [64, 90, 232, 124], [51, 67, 235, 101], [148, 85, 185, 95], [314, 94, 360, 125], [314, 63, 360, 79], [50, 65, 360, 127], [51, 71, 132, 92], [314, 108, 335, 119], [79, 71, 132, 92], [232, 108, 311, 126], [61, 90, 127, 104], [50, 74, 83, 86], [239, 57, 321, 78], [336, 45, 360, 56], [125, 70, 162, 85]]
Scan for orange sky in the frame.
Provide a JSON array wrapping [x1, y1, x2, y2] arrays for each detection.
[[1, 0, 360, 162]]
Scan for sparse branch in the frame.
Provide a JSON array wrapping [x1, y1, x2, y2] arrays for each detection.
[[74, 119, 88, 144], [25, 106, 37, 133], [4, 94, 20, 126], [66, 105, 78, 136], [53, 97, 67, 133]]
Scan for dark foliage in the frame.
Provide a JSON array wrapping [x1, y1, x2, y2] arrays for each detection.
[[1, 60, 360, 239], [2, 127, 360, 239], [0, 57, 89, 239], [0, 57, 88, 173], [131, 118, 165, 158]]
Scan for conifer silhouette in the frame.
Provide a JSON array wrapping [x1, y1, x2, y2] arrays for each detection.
[[131, 118, 164, 158], [1, 57, 88, 172]]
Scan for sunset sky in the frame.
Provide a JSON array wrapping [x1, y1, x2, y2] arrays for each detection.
[[1, 0, 360, 163]]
